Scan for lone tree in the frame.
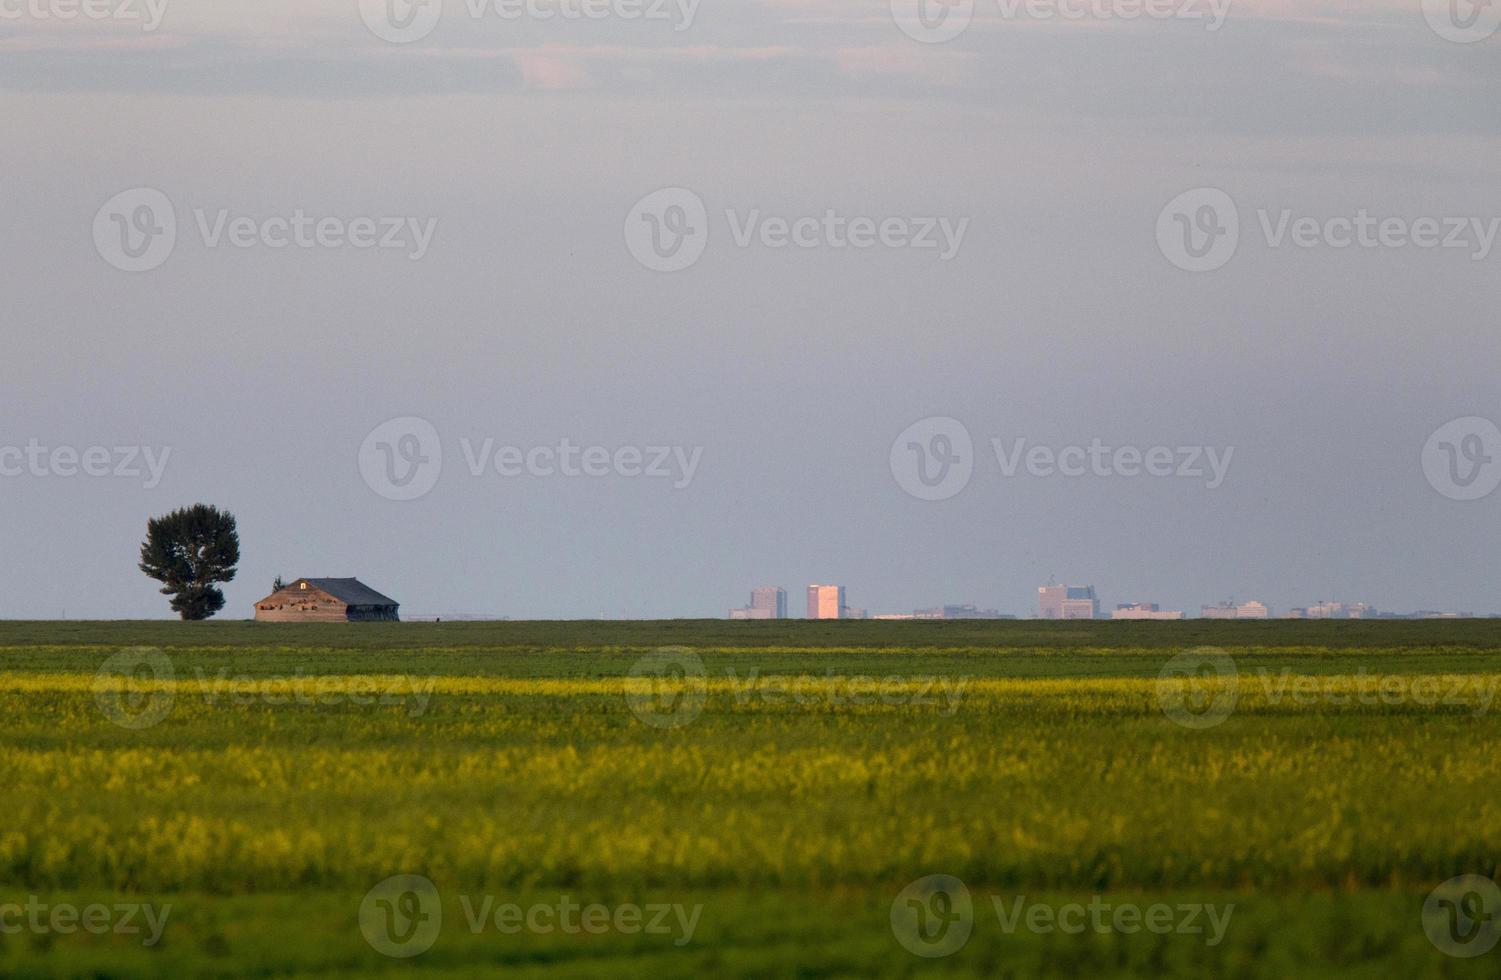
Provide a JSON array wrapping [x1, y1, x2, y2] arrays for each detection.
[[139, 505, 241, 621]]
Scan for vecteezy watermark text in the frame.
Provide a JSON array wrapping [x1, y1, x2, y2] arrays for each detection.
[[1256, 669, 1500, 716], [359, 875, 702, 958], [624, 648, 970, 729], [458, 438, 702, 488], [625, 188, 969, 272], [1156, 648, 1501, 730], [995, 0, 1230, 28], [890, 876, 1233, 958], [991, 438, 1232, 487], [890, 0, 1230, 43], [0, 441, 170, 489], [92, 649, 436, 730], [358, 416, 703, 501], [890, 417, 1233, 501], [0, 898, 171, 947], [358, 0, 700, 44], [462, 0, 699, 27], [1157, 187, 1501, 273], [93, 188, 438, 273], [456, 895, 701, 946], [722, 668, 969, 714], [0, 0, 167, 31]]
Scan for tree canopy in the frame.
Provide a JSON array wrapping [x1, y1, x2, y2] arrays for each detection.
[[139, 504, 241, 621]]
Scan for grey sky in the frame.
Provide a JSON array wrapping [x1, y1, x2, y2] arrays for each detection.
[[2, 0, 1499, 618]]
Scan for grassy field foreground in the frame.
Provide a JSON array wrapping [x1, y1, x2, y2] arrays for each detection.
[[0, 621, 1498, 976]]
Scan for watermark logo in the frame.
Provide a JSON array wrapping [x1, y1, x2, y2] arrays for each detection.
[[93, 648, 176, 730], [996, 0, 1231, 29], [93, 654, 438, 728], [1, 0, 168, 31], [359, 419, 703, 500], [1157, 187, 1239, 273], [360, 417, 445, 502], [94, 188, 177, 273], [893, 0, 1230, 39], [894, 875, 1233, 956], [360, 878, 701, 956], [892, 422, 1235, 498], [891, 875, 974, 957], [624, 660, 970, 726], [358, 0, 443, 43], [1423, 875, 1501, 957], [989, 894, 1233, 945], [459, 439, 700, 487], [1422, 417, 1501, 501], [891, 417, 974, 501], [626, 188, 970, 272], [195, 671, 436, 716], [457, 894, 702, 945], [469, 0, 698, 28], [1160, 189, 1501, 272], [1157, 648, 1238, 729], [723, 670, 969, 714], [992, 437, 1232, 488], [0, 441, 171, 488], [626, 647, 708, 729], [95, 188, 438, 272], [1254, 669, 1498, 716], [1421, 0, 1500, 43], [361, 0, 699, 41], [625, 187, 710, 273], [891, 0, 974, 42], [0, 898, 171, 947], [361, 875, 444, 958]]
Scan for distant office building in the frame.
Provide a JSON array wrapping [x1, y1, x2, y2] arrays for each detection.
[[1060, 598, 1098, 620], [1202, 600, 1272, 620], [1038, 584, 1099, 620], [751, 587, 787, 619], [915, 604, 1010, 620], [1112, 603, 1184, 621], [730, 586, 788, 620], [1303, 600, 1376, 619], [807, 584, 847, 620]]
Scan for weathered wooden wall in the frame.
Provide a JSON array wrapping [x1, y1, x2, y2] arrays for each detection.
[[254, 586, 351, 623], [254, 585, 400, 623]]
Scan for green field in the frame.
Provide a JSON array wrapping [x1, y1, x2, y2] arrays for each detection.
[[1, 620, 1499, 977]]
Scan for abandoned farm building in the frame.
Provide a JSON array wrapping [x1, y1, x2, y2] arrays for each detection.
[[253, 578, 401, 623]]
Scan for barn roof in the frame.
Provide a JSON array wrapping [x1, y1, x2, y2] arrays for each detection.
[[300, 578, 399, 607]]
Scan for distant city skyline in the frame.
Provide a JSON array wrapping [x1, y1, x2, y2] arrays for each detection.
[[722, 582, 1490, 622]]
